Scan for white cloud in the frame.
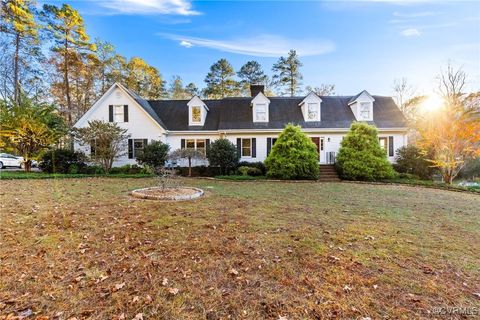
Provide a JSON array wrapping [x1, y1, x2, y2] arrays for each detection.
[[180, 40, 193, 48], [99, 0, 200, 16], [393, 11, 441, 18], [160, 34, 335, 57], [401, 28, 421, 37]]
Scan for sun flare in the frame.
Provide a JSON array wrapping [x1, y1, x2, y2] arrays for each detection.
[[420, 95, 444, 113]]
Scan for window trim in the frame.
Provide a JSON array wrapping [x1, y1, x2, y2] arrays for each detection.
[[379, 137, 388, 152], [307, 102, 319, 121], [359, 102, 372, 120], [133, 139, 146, 158], [191, 106, 202, 124], [183, 138, 207, 155], [254, 103, 267, 122], [113, 105, 125, 122], [241, 138, 252, 157]]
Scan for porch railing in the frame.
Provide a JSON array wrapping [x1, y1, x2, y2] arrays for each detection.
[[326, 151, 336, 164]]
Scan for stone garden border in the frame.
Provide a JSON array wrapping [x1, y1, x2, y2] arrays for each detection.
[[130, 187, 204, 201]]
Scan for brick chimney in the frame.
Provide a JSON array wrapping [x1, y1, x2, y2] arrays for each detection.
[[250, 84, 265, 97]]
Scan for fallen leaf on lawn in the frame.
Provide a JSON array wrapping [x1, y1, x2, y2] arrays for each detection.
[[132, 313, 143, 320], [278, 316, 288, 320], [131, 296, 139, 303], [328, 255, 340, 263], [373, 285, 378, 290], [162, 277, 168, 286], [473, 292, 480, 299], [145, 294, 153, 304], [114, 282, 126, 291], [364, 235, 375, 240], [229, 268, 239, 276], [343, 285, 352, 292], [17, 308, 33, 318], [168, 287, 179, 295]]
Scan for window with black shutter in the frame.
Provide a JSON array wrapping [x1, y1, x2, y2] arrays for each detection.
[[388, 136, 394, 157]]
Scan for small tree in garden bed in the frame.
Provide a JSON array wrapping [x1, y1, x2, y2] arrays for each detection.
[[136, 140, 170, 170], [170, 148, 205, 177], [265, 124, 319, 180], [207, 138, 239, 174], [73, 120, 129, 174], [336, 122, 395, 181]]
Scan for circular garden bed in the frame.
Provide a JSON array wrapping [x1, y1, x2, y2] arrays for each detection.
[[130, 187, 204, 201]]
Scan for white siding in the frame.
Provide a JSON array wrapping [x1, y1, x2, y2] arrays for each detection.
[[74, 86, 166, 166]]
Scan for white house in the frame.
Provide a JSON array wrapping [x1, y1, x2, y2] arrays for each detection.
[[74, 83, 408, 167]]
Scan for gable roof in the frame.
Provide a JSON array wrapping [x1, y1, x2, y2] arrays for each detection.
[[146, 95, 407, 131], [117, 83, 167, 128], [348, 90, 375, 105]]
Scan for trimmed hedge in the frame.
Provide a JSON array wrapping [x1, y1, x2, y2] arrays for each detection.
[[39, 149, 87, 174]]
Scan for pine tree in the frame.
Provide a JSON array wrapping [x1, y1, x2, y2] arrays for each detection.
[[169, 75, 191, 99], [237, 61, 267, 84], [204, 58, 239, 98], [185, 82, 199, 97], [42, 4, 94, 126], [0, 0, 39, 104], [272, 49, 303, 96]]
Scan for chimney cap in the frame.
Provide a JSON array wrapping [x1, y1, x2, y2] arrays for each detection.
[[250, 84, 265, 97]]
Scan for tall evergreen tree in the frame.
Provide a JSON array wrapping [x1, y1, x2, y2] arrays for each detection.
[[272, 49, 303, 96], [204, 58, 239, 98], [237, 60, 267, 85], [0, 0, 40, 104], [185, 82, 199, 97], [42, 4, 94, 126], [124, 57, 166, 99]]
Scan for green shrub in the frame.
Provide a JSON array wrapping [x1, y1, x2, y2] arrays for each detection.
[[459, 157, 480, 179], [265, 124, 319, 180], [135, 140, 170, 169], [207, 138, 240, 174], [237, 166, 263, 176], [109, 164, 145, 174], [39, 148, 86, 174], [237, 161, 266, 175], [78, 165, 105, 174], [394, 145, 434, 179], [336, 122, 395, 181]]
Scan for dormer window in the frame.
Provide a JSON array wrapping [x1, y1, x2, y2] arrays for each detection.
[[360, 102, 371, 119], [299, 92, 322, 122], [348, 90, 374, 121], [307, 103, 319, 120], [187, 96, 208, 126], [251, 91, 270, 123], [191, 106, 201, 123], [255, 103, 267, 121]]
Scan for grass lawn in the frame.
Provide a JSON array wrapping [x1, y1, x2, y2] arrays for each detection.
[[1, 178, 479, 319]]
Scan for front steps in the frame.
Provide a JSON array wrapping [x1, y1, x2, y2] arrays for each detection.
[[319, 164, 341, 182]]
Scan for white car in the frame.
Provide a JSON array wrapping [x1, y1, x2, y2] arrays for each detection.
[[0, 153, 37, 169]]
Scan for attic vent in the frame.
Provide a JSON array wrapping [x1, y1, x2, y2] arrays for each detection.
[[115, 91, 121, 99]]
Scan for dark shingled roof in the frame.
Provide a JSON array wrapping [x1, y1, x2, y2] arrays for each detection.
[[145, 95, 407, 131]]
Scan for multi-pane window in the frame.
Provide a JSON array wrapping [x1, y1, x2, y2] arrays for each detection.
[[360, 102, 371, 119], [133, 139, 146, 157], [241, 138, 252, 157], [307, 103, 318, 120], [184, 139, 206, 155], [114, 105, 124, 122], [255, 103, 267, 121], [379, 137, 388, 151], [191, 106, 201, 123]]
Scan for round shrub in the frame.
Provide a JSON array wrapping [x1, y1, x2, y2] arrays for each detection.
[[136, 140, 170, 169], [39, 148, 86, 174], [336, 122, 395, 181], [265, 124, 319, 180], [237, 161, 266, 175], [207, 138, 240, 174]]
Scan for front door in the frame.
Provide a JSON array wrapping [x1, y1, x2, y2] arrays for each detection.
[[311, 137, 326, 163]]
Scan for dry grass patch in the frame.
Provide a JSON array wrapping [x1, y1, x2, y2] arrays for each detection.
[[0, 178, 479, 319]]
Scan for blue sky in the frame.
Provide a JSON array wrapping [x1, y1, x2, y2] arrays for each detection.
[[45, 0, 479, 96]]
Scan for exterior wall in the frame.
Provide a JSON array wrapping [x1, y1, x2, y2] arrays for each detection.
[[74, 86, 166, 167]]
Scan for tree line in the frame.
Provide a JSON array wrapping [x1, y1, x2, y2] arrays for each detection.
[[0, 0, 336, 127]]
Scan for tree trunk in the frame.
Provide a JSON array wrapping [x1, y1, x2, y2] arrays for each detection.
[[64, 38, 72, 127], [13, 33, 20, 104], [23, 160, 31, 173], [188, 157, 192, 177]]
